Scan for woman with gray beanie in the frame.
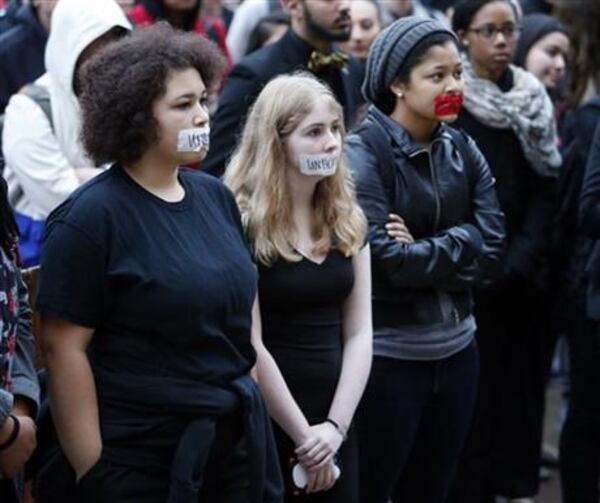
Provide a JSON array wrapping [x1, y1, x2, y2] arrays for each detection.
[[345, 16, 505, 503]]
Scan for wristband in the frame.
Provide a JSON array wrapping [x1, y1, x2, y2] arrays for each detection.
[[325, 418, 347, 440], [0, 415, 20, 451]]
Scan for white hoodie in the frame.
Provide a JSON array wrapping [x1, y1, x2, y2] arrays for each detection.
[[1, 0, 131, 220]]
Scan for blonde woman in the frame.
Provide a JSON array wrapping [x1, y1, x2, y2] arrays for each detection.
[[225, 73, 372, 503]]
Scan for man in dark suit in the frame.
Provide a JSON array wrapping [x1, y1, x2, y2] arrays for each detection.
[[203, 0, 364, 178]]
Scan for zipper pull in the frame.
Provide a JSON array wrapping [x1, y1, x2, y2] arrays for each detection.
[[453, 308, 460, 325]]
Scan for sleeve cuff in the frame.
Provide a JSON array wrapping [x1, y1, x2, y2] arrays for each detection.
[[0, 390, 14, 427], [459, 223, 484, 253], [11, 377, 40, 418]]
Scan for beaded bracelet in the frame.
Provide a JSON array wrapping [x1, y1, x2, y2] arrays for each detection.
[[0, 415, 20, 452], [325, 418, 347, 441]]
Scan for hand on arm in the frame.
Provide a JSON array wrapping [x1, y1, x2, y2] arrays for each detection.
[[386, 213, 414, 243], [295, 421, 344, 470], [43, 316, 102, 481], [305, 460, 339, 493]]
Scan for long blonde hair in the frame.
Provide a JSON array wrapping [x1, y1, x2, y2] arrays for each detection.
[[224, 73, 367, 266]]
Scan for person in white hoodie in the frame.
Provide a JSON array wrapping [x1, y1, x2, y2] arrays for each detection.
[[0, 0, 131, 266]]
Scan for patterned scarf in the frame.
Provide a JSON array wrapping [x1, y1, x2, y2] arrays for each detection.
[[0, 249, 18, 392], [462, 58, 561, 177]]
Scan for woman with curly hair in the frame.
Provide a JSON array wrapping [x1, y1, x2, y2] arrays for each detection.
[[34, 25, 283, 503], [224, 73, 372, 502]]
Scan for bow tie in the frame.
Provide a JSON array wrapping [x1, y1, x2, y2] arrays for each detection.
[[307, 50, 349, 72]]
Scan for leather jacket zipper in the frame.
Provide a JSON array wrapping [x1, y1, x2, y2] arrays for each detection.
[[453, 307, 460, 325], [426, 139, 460, 326], [427, 139, 442, 233]]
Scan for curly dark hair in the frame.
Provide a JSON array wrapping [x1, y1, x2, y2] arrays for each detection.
[[79, 23, 226, 166]]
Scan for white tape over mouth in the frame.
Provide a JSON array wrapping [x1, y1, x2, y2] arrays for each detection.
[[177, 127, 210, 153], [298, 153, 340, 177]]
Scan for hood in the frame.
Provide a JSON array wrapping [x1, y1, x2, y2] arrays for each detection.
[[43, 0, 131, 167], [45, 0, 131, 96]]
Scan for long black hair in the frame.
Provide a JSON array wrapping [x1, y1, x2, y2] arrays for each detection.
[[139, 0, 202, 31], [0, 178, 18, 261], [554, 0, 600, 107]]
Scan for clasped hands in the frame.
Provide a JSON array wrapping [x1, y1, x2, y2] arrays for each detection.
[[294, 421, 344, 494]]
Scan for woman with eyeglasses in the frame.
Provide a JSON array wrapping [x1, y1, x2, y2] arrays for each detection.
[[449, 1, 562, 503]]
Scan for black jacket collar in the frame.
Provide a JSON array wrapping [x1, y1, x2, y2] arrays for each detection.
[[367, 105, 453, 157]]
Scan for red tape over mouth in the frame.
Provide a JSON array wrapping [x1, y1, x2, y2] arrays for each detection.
[[434, 93, 464, 117]]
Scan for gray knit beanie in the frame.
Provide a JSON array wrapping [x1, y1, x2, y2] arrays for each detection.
[[363, 16, 457, 112]]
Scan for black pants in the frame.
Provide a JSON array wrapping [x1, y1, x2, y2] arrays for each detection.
[[357, 342, 478, 503], [451, 281, 555, 502], [0, 479, 17, 503], [560, 300, 600, 503], [35, 412, 250, 503]]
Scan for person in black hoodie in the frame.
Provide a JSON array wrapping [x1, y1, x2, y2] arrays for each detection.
[[0, 0, 20, 34], [553, 2, 600, 501], [346, 16, 505, 503], [571, 121, 600, 503], [449, 1, 561, 502]]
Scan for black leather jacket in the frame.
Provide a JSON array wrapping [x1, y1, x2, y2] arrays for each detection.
[[346, 107, 506, 328]]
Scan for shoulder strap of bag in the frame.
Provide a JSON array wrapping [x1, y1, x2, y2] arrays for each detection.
[[21, 84, 54, 131], [2, 84, 53, 199]]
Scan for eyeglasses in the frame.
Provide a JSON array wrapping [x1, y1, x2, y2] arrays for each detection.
[[468, 24, 521, 40]]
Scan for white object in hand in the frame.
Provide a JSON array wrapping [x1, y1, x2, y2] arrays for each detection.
[[292, 462, 341, 489]]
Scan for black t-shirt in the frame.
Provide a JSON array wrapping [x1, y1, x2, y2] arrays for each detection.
[[37, 165, 257, 387]]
